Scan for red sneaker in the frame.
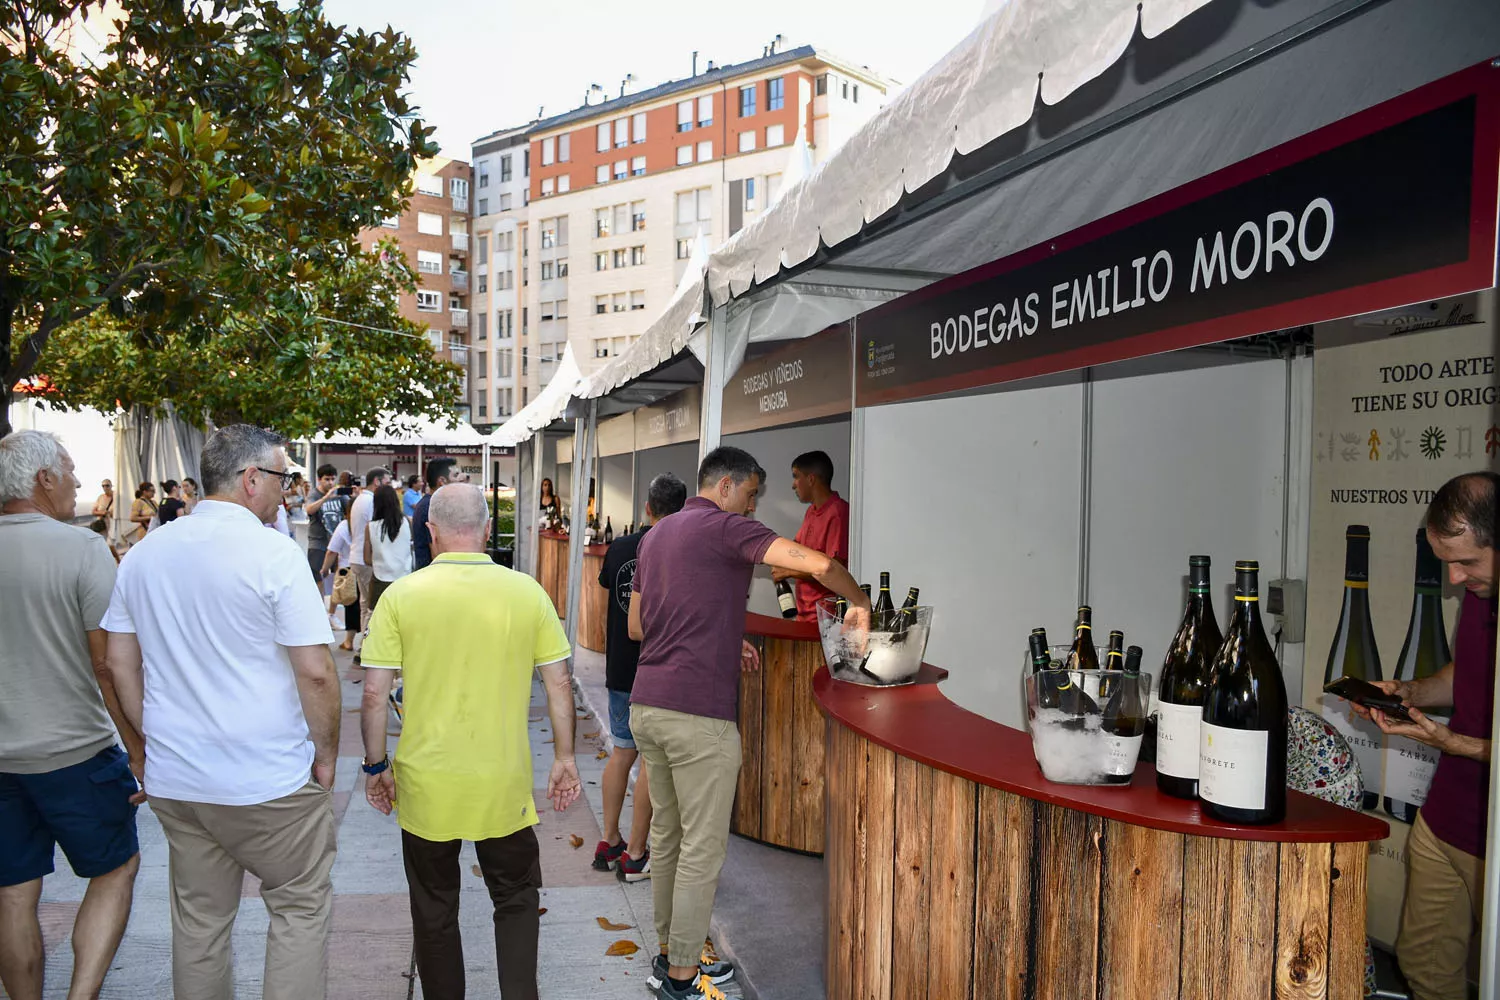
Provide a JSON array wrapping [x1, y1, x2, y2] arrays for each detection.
[[616, 850, 651, 882], [592, 839, 625, 872]]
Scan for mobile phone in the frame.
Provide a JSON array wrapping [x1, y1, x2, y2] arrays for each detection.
[[1322, 676, 1414, 722]]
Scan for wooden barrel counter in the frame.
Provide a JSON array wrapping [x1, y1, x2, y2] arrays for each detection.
[[816, 665, 1390, 1000], [578, 544, 608, 653], [536, 530, 569, 617], [733, 613, 828, 854]]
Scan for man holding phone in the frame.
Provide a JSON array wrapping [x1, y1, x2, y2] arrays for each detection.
[[303, 464, 344, 585], [1349, 471, 1497, 1000]]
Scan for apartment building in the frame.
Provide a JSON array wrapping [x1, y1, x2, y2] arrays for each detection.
[[467, 44, 891, 416], [468, 128, 531, 429], [356, 156, 474, 415]]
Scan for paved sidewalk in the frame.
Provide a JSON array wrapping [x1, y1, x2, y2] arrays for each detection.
[[9, 645, 709, 999]]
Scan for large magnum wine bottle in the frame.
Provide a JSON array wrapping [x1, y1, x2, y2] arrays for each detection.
[[1200, 561, 1289, 824], [1323, 524, 1383, 811], [873, 572, 895, 630], [1065, 607, 1100, 671], [1101, 645, 1147, 784], [1384, 529, 1453, 823], [775, 578, 797, 619], [1156, 556, 1224, 799]]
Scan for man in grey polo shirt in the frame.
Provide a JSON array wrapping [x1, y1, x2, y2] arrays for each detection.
[[0, 431, 143, 1000]]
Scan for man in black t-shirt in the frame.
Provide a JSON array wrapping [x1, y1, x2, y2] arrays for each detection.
[[592, 472, 687, 881], [303, 464, 343, 584]]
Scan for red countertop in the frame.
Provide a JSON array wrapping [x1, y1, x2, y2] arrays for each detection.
[[744, 611, 821, 642], [813, 662, 1390, 845]]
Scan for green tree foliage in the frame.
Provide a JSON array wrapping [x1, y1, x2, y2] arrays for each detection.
[[0, 0, 458, 438]]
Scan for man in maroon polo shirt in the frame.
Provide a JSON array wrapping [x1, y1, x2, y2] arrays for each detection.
[[1356, 472, 1497, 1000], [627, 445, 869, 1000], [772, 450, 851, 622]]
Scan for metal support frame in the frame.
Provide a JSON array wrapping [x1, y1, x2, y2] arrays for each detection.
[[1484, 626, 1500, 996], [525, 438, 543, 577], [698, 303, 728, 464], [1076, 369, 1094, 608], [563, 400, 598, 652]]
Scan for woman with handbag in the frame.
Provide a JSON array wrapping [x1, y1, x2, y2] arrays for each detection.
[[127, 482, 157, 545]]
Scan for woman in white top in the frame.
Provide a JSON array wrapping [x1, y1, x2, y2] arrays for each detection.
[[321, 517, 358, 650], [363, 484, 412, 611]]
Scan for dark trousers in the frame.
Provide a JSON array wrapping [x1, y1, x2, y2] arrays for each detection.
[[401, 826, 543, 1000]]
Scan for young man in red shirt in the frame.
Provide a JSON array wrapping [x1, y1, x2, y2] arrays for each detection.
[[772, 450, 851, 622]]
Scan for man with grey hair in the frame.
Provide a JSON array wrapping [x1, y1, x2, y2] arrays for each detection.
[[360, 483, 579, 1000], [0, 431, 143, 1000], [102, 423, 342, 999]]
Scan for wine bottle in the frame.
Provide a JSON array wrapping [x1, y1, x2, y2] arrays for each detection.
[[1065, 607, 1099, 671], [775, 577, 797, 619], [1384, 529, 1452, 823], [893, 587, 920, 641], [1101, 644, 1147, 784], [873, 572, 895, 631], [859, 583, 872, 603], [604, 517, 614, 544], [1105, 630, 1125, 669], [1323, 524, 1383, 810], [1199, 561, 1289, 824], [1156, 555, 1224, 800]]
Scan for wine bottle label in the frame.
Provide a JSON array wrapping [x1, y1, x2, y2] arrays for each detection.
[[1103, 733, 1144, 777], [777, 589, 796, 613], [1320, 700, 1384, 800], [1199, 722, 1269, 810], [1384, 711, 1448, 810], [1155, 700, 1202, 780]]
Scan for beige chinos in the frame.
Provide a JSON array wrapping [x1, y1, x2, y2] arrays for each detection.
[[1396, 812, 1486, 1000]]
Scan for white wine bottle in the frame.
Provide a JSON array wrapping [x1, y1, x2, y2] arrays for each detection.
[[1323, 524, 1383, 810], [893, 587, 920, 641], [1384, 529, 1452, 823], [1200, 561, 1289, 824], [1156, 556, 1223, 800], [775, 577, 797, 619], [873, 572, 895, 631], [1101, 645, 1147, 784], [1065, 606, 1100, 671]]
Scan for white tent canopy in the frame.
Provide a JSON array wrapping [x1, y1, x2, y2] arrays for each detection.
[[318, 412, 490, 448], [489, 345, 587, 446]]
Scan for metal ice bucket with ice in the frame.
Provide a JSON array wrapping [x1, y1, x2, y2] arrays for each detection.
[[1024, 646, 1153, 785], [816, 599, 934, 686]]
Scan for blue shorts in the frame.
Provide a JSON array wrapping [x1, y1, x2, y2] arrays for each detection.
[[0, 746, 140, 887], [607, 689, 636, 750]]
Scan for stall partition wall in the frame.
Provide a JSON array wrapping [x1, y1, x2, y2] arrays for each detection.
[[632, 443, 700, 521], [722, 421, 852, 618], [856, 354, 1302, 729]]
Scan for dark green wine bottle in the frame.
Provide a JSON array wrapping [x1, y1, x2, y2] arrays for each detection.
[[1156, 555, 1223, 800], [1323, 524, 1382, 811], [893, 587, 920, 641], [1101, 644, 1147, 784], [1384, 529, 1452, 823], [1200, 561, 1288, 825], [873, 572, 895, 631]]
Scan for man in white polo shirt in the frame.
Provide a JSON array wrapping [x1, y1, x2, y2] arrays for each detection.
[[103, 424, 341, 1000]]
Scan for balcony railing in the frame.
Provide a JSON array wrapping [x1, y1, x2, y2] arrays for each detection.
[[450, 270, 469, 292], [451, 345, 469, 365], [451, 193, 468, 214], [451, 232, 469, 252], [450, 308, 469, 329]]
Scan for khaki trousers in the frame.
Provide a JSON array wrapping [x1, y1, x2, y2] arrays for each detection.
[[630, 704, 740, 969], [152, 781, 337, 1000], [1397, 812, 1485, 1000], [351, 563, 375, 638]]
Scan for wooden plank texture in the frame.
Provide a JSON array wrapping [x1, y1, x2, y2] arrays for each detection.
[[1099, 819, 1183, 1000], [974, 786, 1035, 1000], [891, 758, 934, 1000], [762, 638, 795, 848], [826, 722, 857, 1000], [1035, 804, 1102, 1000], [732, 640, 764, 839], [1328, 842, 1368, 1000], [927, 769, 976, 1000], [1274, 842, 1333, 1000], [1181, 837, 1279, 1000], [578, 573, 607, 652], [791, 639, 826, 853], [858, 741, 896, 1000]]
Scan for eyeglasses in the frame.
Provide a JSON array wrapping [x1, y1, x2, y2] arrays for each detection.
[[237, 466, 296, 489]]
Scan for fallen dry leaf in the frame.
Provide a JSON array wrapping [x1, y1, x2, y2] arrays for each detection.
[[605, 940, 639, 957], [596, 916, 632, 931], [583, 729, 599, 739], [470, 864, 482, 877], [569, 834, 584, 849], [595, 749, 608, 760], [538, 907, 548, 915]]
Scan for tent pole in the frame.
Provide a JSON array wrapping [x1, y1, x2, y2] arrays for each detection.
[[1483, 625, 1500, 997], [564, 401, 598, 652], [697, 302, 728, 463], [528, 436, 544, 577]]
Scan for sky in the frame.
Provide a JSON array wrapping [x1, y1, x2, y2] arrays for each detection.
[[320, 0, 988, 159]]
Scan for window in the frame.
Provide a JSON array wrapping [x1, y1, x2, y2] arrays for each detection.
[[698, 94, 712, 127], [613, 160, 627, 181], [766, 172, 782, 205], [541, 261, 554, 280], [816, 74, 828, 96], [739, 84, 757, 118], [744, 177, 757, 211], [595, 208, 610, 237], [478, 197, 489, 216], [853, 84, 860, 103], [631, 202, 645, 230], [449, 294, 462, 309], [496, 231, 513, 251], [595, 295, 608, 315], [766, 124, 785, 147], [450, 177, 469, 202], [768, 77, 785, 111], [738, 131, 756, 153], [416, 290, 442, 312], [540, 219, 557, 248], [614, 118, 628, 148], [477, 273, 487, 293], [478, 164, 490, 188], [557, 175, 570, 193], [613, 204, 628, 234], [416, 174, 442, 196], [841, 79, 849, 100], [540, 301, 555, 321], [498, 348, 512, 376], [597, 122, 610, 152], [542, 137, 555, 165], [501, 155, 513, 181], [632, 113, 646, 143], [631, 156, 646, 177], [499, 193, 512, 211], [477, 236, 488, 265], [677, 145, 693, 166], [696, 187, 713, 220], [595, 340, 610, 359], [523, 149, 529, 175], [612, 293, 627, 313], [675, 191, 695, 225], [676, 238, 692, 259], [630, 290, 645, 311], [522, 347, 529, 374], [677, 101, 694, 132], [596, 164, 609, 184], [613, 248, 626, 268], [696, 141, 712, 163], [416, 212, 443, 236], [478, 401, 488, 419], [595, 252, 607, 271], [558, 133, 570, 161], [540, 178, 554, 197], [496, 270, 513, 290], [477, 350, 487, 374], [478, 312, 488, 339], [416, 250, 443, 274], [556, 299, 568, 319], [630, 245, 645, 266]]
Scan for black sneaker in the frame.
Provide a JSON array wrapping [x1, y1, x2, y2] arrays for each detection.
[[649, 952, 735, 991], [651, 970, 729, 1000]]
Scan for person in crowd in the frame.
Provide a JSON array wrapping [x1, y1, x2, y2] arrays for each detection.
[[412, 458, 460, 571], [348, 466, 391, 658], [321, 514, 360, 652], [157, 480, 186, 526], [89, 516, 121, 563], [305, 464, 344, 586], [180, 476, 201, 513], [403, 475, 423, 519], [627, 446, 870, 999], [593, 473, 688, 882], [1354, 471, 1497, 1000], [0, 432, 143, 1000], [102, 424, 341, 1000], [773, 450, 851, 622], [364, 483, 413, 611], [287, 471, 308, 523], [359, 484, 579, 1000], [91, 478, 115, 544], [126, 481, 156, 544], [538, 477, 558, 523]]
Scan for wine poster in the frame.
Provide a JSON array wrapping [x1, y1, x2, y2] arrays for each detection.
[[1304, 290, 1497, 944]]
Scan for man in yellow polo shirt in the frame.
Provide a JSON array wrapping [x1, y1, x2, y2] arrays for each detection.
[[358, 484, 579, 1000]]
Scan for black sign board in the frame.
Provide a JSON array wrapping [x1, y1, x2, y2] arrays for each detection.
[[721, 324, 852, 435], [857, 66, 1500, 406]]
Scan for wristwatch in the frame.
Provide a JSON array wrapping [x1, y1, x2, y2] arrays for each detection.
[[361, 755, 390, 776]]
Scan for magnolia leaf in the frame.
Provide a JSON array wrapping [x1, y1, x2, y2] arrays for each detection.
[[596, 917, 632, 931], [605, 941, 640, 957]]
